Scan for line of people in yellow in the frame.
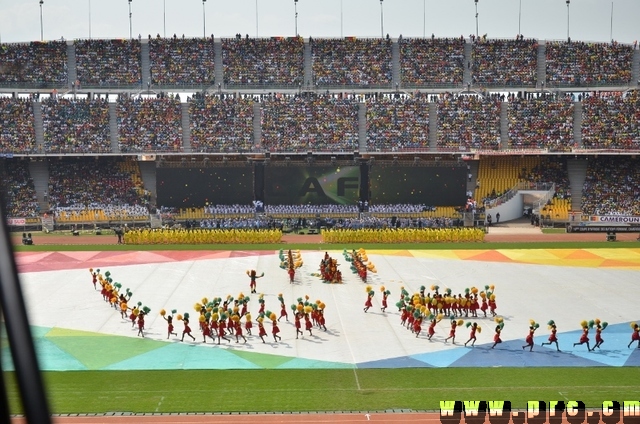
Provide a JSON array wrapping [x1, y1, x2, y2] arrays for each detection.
[[322, 227, 485, 244], [124, 228, 283, 245]]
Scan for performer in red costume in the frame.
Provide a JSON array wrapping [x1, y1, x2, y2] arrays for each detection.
[[363, 287, 374, 313], [573, 320, 592, 351], [590, 319, 607, 351], [541, 320, 560, 351], [522, 320, 539, 351], [464, 322, 480, 347], [181, 314, 196, 342], [628, 323, 640, 349], [246, 269, 264, 294], [444, 318, 462, 344]]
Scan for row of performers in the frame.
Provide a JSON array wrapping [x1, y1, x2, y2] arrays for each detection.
[[364, 284, 499, 318], [91, 268, 152, 337], [279, 249, 303, 283], [160, 294, 328, 344]]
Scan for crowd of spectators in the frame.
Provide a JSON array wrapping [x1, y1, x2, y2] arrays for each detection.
[[75, 39, 142, 86], [0, 41, 67, 86], [260, 93, 359, 152], [581, 90, 640, 150], [41, 97, 111, 153], [524, 158, 571, 200], [117, 94, 183, 152], [199, 217, 273, 229], [436, 93, 501, 150], [581, 157, 640, 216], [366, 93, 430, 151], [311, 38, 392, 86], [0, 97, 37, 153], [189, 93, 254, 152], [264, 204, 359, 215], [1, 161, 40, 217], [367, 203, 436, 213], [399, 37, 465, 87], [472, 38, 538, 87], [149, 36, 216, 86], [507, 92, 574, 150], [204, 204, 255, 215], [222, 36, 304, 86], [545, 41, 634, 87], [331, 216, 457, 229], [47, 158, 148, 213]]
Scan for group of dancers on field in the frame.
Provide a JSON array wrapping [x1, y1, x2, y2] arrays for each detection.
[[90, 266, 327, 345], [90, 268, 151, 337], [279, 249, 303, 284]]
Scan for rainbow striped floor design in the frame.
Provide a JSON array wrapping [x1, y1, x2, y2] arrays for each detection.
[[3, 248, 640, 371]]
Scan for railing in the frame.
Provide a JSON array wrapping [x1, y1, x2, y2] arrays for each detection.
[[485, 182, 555, 210]]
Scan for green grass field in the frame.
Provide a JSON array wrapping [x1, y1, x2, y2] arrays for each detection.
[[4, 240, 640, 414]]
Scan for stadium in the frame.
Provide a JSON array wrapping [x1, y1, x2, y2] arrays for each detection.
[[1, 2, 640, 422]]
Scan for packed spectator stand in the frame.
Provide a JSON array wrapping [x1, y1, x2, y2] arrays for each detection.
[[41, 97, 111, 153], [581, 157, 640, 216], [75, 39, 142, 86], [399, 37, 465, 87], [472, 37, 538, 87], [0, 97, 37, 153], [189, 93, 255, 153], [311, 37, 393, 87], [0, 41, 67, 87], [366, 93, 430, 151], [149, 35, 216, 87], [222, 36, 304, 87], [1, 161, 40, 218], [581, 90, 640, 150], [436, 93, 501, 150]]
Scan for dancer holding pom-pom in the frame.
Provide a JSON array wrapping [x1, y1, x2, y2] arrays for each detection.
[[541, 320, 560, 351], [244, 313, 253, 336], [278, 294, 288, 322], [491, 317, 504, 349], [180, 313, 196, 342], [591, 319, 607, 351], [270, 312, 282, 342], [522, 320, 539, 351], [445, 317, 463, 344], [628, 323, 640, 349], [294, 309, 303, 339], [363, 286, 374, 313], [573, 320, 592, 351], [246, 270, 264, 294], [257, 316, 267, 343], [427, 314, 442, 341], [464, 322, 481, 347], [161, 309, 178, 339], [89, 268, 98, 290], [380, 287, 389, 313], [217, 313, 231, 344]]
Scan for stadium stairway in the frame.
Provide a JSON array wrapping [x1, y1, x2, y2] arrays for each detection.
[[109, 103, 119, 153], [303, 38, 312, 87], [140, 39, 151, 89], [138, 161, 157, 204], [573, 101, 583, 148], [28, 159, 49, 212], [32, 101, 44, 151], [214, 38, 224, 89], [633, 49, 640, 88], [391, 39, 400, 89], [358, 103, 367, 152], [181, 103, 191, 152], [567, 158, 588, 212], [428, 102, 437, 151], [500, 102, 508, 149], [253, 102, 262, 149], [463, 40, 472, 87], [66, 41, 77, 88], [536, 41, 546, 88]]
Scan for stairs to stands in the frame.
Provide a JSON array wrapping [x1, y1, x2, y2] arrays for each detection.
[[109, 103, 119, 153], [32, 101, 44, 153], [632, 49, 639, 88], [358, 102, 367, 153], [567, 158, 588, 212], [214, 38, 224, 89], [181, 102, 191, 152], [66, 41, 77, 88], [138, 161, 157, 204], [428, 102, 437, 151], [537, 41, 546, 89], [140, 39, 151, 89], [391, 39, 400, 89], [28, 159, 50, 212], [500, 101, 509, 149], [463, 40, 472, 88], [303, 38, 312, 88], [573, 101, 583, 149]]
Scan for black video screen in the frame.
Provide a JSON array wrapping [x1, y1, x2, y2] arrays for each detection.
[[157, 167, 254, 207], [265, 166, 360, 205], [370, 165, 466, 206]]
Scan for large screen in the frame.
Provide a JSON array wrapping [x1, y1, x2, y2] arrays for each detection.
[[156, 166, 254, 207], [369, 165, 466, 206], [265, 166, 360, 205]]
